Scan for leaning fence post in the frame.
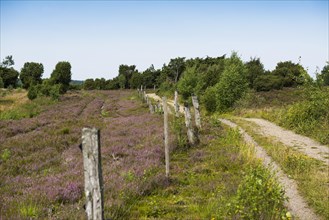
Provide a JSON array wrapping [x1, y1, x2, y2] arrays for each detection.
[[149, 102, 154, 114], [162, 97, 170, 178], [174, 90, 179, 117], [191, 95, 201, 129], [82, 128, 104, 220], [184, 104, 196, 146]]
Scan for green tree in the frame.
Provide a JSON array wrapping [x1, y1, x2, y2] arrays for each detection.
[[317, 63, 329, 86], [272, 61, 310, 87], [168, 57, 186, 83], [245, 57, 265, 88], [118, 64, 137, 88], [83, 79, 95, 90], [129, 72, 142, 89], [177, 66, 199, 100], [118, 74, 126, 89], [50, 61, 72, 93], [20, 62, 44, 89], [214, 52, 248, 112], [0, 56, 19, 88]]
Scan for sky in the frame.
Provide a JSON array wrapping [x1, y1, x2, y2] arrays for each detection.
[[1, 0, 328, 80]]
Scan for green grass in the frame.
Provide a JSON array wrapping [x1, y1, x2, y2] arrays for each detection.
[[234, 86, 329, 145], [229, 117, 329, 219], [0, 96, 56, 120], [128, 117, 288, 219]]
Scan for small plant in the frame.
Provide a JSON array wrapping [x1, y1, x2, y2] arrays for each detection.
[[229, 165, 287, 219], [1, 148, 11, 162], [19, 201, 40, 218]]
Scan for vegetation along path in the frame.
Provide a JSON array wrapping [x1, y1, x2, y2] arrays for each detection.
[[220, 118, 320, 220], [243, 118, 329, 165]]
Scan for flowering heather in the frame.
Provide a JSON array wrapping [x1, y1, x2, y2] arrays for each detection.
[[0, 90, 166, 219]]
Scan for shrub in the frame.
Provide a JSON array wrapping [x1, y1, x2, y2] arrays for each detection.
[[253, 74, 283, 91], [202, 86, 217, 113], [27, 85, 38, 100], [230, 165, 287, 219]]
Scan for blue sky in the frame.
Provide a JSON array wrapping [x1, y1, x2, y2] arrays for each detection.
[[1, 1, 328, 80]]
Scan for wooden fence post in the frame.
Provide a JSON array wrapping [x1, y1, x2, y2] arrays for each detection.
[[162, 97, 170, 178], [184, 104, 196, 146], [174, 90, 179, 117], [149, 102, 154, 114], [82, 128, 104, 220], [191, 95, 201, 129]]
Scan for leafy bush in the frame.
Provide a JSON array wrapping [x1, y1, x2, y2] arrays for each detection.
[[177, 66, 198, 100], [230, 165, 287, 219], [253, 74, 283, 91], [280, 87, 329, 144], [202, 86, 217, 113], [27, 85, 38, 100]]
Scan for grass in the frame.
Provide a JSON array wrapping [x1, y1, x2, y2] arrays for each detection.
[[128, 116, 288, 219], [0, 89, 57, 120], [234, 86, 329, 145], [229, 117, 329, 219]]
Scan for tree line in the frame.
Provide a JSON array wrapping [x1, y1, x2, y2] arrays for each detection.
[[0, 56, 72, 100], [1, 53, 328, 107]]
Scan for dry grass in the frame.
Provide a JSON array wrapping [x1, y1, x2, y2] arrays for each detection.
[[0, 89, 29, 111]]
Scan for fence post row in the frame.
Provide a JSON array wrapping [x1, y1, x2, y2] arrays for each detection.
[[191, 95, 201, 129], [82, 128, 104, 220], [162, 97, 170, 178]]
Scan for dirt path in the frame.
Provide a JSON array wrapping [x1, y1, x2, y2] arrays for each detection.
[[146, 93, 185, 114], [244, 118, 329, 165], [220, 119, 320, 220]]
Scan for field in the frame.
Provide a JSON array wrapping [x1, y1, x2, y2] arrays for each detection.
[[0, 88, 327, 219]]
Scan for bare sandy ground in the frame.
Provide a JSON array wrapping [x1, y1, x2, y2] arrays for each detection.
[[244, 118, 329, 165]]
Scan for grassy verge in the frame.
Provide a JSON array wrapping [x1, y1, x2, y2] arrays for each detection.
[[233, 86, 329, 145], [229, 117, 329, 219], [0, 89, 57, 120], [128, 116, 288, 219]]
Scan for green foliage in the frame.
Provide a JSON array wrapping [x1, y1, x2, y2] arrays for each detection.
[[280, 87, 329, 144], [0, 77, 4, 88], [202, 86, 217, 113], [27, 85, 38, 100], [1, 149, 11, 162], [171, 116, 188, 149], [118, 74, 126, 89], [272, 61, 309, 87], [214, 53, 248, 112], [245, 57, 265, 88], [129, 72, 142, 89], [253, 74, 283, 91], [316, 63, 329, 86], [19, 201, 40, 218], [168, 57, 186, 83], [0, 66, 19, 88], [50, 61, 72, 93], [177, 66, 198, 100], [230, 165, 287, 219], [20, 62, 44, 89]]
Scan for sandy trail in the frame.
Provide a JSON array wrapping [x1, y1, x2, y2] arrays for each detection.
[[244, 118, 329, 165], [220, 119, 320, 220], [146, 93, 185, 114]]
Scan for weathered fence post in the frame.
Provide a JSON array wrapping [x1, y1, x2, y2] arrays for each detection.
[[82, 128, 104, 220], [184, 103, 196, 146], [174, 91, 179, 117], [162, 97, 170, 178], [149, 102, 154, 114], [143, 91, 147, 102], [191, 95, 201, 129]]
